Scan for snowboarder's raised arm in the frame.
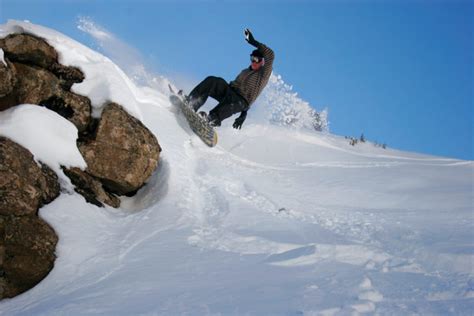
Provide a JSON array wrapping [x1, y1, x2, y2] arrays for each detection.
[[244, 29, 275, 67]]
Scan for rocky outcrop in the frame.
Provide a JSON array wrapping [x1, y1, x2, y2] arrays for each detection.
[[0, 33, 84, 87], [0, 33, 58, 69], [0, 32, 162, 299], [0, 137, 59, 299], [0, 34, 161, 209], [11, 63, 91, 131], [0, 137, 60, 216], [0, 34, 91, 131], [0, 57, 16, 97], [79, 103, 161, 195], [64, 167, 121, 208], [0, 216, 58, 299]]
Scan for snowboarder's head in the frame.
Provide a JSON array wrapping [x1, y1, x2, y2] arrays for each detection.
[[250, 49, 264, 70]]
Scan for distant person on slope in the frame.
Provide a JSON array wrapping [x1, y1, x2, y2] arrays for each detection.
[[186, 28, 275, 129]]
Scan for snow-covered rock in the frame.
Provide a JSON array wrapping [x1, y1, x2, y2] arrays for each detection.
[[0, 137, 59, 298], [0, 29, 161, 208], [78, 102, 161, 196], [0, 136, 60, 217], [0, 22, 162, 299], [0, 33, 91, 130]]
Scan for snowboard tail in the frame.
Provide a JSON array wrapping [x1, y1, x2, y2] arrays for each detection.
[[169, 86, 218, 147]]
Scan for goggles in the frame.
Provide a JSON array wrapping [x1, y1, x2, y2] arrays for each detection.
[[250, 55, 262, 63]]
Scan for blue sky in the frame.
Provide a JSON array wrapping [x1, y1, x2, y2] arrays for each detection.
[[1, 0, 472, 160]]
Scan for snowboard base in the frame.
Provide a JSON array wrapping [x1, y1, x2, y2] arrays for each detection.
[[169, 86, 218, 147]]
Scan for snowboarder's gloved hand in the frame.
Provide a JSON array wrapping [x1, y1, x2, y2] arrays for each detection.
[[244, 28, 258, 47], [233, 111, 247, 130]]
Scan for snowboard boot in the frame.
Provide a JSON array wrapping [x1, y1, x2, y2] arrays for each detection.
[[177, 90, 191, 106], [198, 111, 221, 127], [198, 111, 208, 120], [208, 112, 221, 127]]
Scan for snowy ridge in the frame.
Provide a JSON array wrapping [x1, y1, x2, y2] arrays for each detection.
[[0, 20, 473, 315]]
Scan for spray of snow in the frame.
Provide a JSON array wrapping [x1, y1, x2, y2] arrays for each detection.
[[76, 17, 328, 131], [250, 73, 329, 132], [76, 16, 111, 41], [77, 16, 171, 94]]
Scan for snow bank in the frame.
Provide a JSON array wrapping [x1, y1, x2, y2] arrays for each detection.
[[0, 104, 86, 188], [0, 20, 143, 120]]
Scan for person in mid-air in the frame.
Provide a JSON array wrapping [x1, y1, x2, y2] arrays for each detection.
[[186, 28, 275, 129]]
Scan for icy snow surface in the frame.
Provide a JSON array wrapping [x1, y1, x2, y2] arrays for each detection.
[[0, 20, 473, 315]]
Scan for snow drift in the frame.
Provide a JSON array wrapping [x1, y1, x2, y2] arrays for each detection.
[[0, 20, 472, 315]]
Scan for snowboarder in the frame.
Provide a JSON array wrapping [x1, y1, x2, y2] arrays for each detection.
[[186, 28, 275, 129]]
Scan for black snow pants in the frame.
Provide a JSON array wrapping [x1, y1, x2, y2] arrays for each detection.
[[188, 76, 248, 124]]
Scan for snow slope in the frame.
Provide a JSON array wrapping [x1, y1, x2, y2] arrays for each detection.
[[0, 20, 473, 315]]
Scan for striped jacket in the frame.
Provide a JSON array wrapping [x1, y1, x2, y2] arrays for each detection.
[[230, 42, 275, 107]]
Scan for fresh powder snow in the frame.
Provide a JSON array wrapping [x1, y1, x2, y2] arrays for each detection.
[[0, 20, 472, 315], [0, 104, 86, 190]]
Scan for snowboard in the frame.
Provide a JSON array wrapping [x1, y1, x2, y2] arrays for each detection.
[[168, 85, 218, 147]]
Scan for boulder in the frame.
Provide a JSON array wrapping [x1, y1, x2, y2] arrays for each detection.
[[79, 103, 161, 195], [0, 137, 59, 299], [39, 90, 91, 133], [0, 56, 16, 98], [39, 163, 61, 206], [0, 215, 58, 299], [0, 34, 58, 69], [0, 32, 163, 300], [7, 62, 58, 105], [64, 167, 121, 208], [0, 34, 90, 130], [0, 137, 60, 216], [50, 63, 85, 90], [0, 34, 85, 86], [0, 62, 91, 132]]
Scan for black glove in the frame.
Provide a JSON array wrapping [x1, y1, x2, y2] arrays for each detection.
[[233, 111, 247, 130], [244, 28, 258, 47]]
